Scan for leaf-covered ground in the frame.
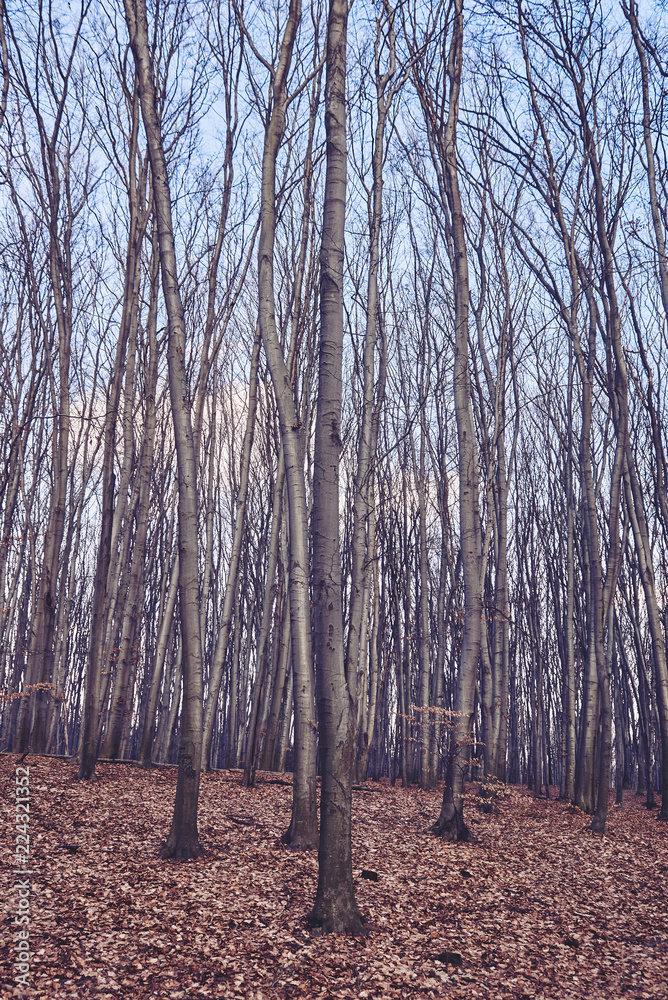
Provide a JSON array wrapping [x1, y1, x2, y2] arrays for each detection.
[[1, 756, 666, 999]]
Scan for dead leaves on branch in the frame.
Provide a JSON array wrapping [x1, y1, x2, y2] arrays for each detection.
[[0, 758, 666, 998]]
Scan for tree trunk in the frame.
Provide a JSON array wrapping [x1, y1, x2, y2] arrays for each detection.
[[428, 0, 482, 842], [201, 329, 261, 770], [138, 555, 179, 768], [251, 0, 318, 850], [124, 0, 204, 860], [308, 0, 364, 935], [244, 459, 284, 787]]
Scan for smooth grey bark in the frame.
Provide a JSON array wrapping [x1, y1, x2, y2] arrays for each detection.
[[414, 416, 432, 789], [47, 465, 88, 754], [490, 424, 511, 781], [78, 93, 150, 777], [100, 317, 157, 760], [562, 344, 577, 802], [261, 549, 291, 771], [420, 0, 482, 842], [277, 664, 293, 774], [12, 5, 88, 753], [511, 0, 627, 831], [346, 2, 395, 776], [227, 599, 241, 769], [356, 494, 380, 783], [476, 229, 515, 784], [614, 642, 624, 805], [308, 0, 365, 935], [622, 457, 668, 818], [97, 295, 146, 724], [244, 455, 285, 787], [100, 233, 158, 761], [622, 0, 668, 820], [139, 553, 179, 767], [156, 640, 183, 764], [124, 0, 204, 860], [201, 329, 261, 771], [575, 579, 599, 813], [251, 0, 318, 849], [399, 452, 415, 783], [572, 69, 628, 836], [392, 569, 409, 788]]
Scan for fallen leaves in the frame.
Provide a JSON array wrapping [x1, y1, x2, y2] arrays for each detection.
[[0, 759, 666, 999]]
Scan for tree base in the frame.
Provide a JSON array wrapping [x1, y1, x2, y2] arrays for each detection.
[[307, 903, 367, 936], [159, 838, 201, 861], [589, 815, 606, 834], [280, 822, 318, 851], [76, 757, 99, 781], [430, 813, 471, 842]]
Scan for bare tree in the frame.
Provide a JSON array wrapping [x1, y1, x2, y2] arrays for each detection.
[[123, 0, 204, 859], [406, 0, 483, 840], [238, 0, 321, 848], [6, 0, 91, 755], [308, 0, 365, 933]]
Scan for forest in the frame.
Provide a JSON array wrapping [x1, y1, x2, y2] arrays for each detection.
[[1, 0, 668, 973]]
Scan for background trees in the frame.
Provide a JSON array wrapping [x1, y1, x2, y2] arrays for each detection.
[[1, 0, 668, 889]]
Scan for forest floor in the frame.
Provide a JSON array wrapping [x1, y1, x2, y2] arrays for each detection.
[[1, 756, 667, 999]]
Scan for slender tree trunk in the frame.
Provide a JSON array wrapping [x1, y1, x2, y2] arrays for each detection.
[[139, 555, 179, 767], [622, 459, 668, 818], [417, 421, 432, 788], [613, 5, 668, 808], [357, 499, 380, 783], [252, 0, 318, 849], [562, 346, 577, 802], [277, 664, 293, 774], [429, 523, 448, 785], [101, 292, 158, 760], [308, 0, 364, 934], [429, 0, 482, 842], [262, 561, 291, 771], [124, 0, 204, 859], [244, 460, 285, 787], [491, 421, 511, 781], [201, 330, 261, 770], [345, 2, 394, 745]]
